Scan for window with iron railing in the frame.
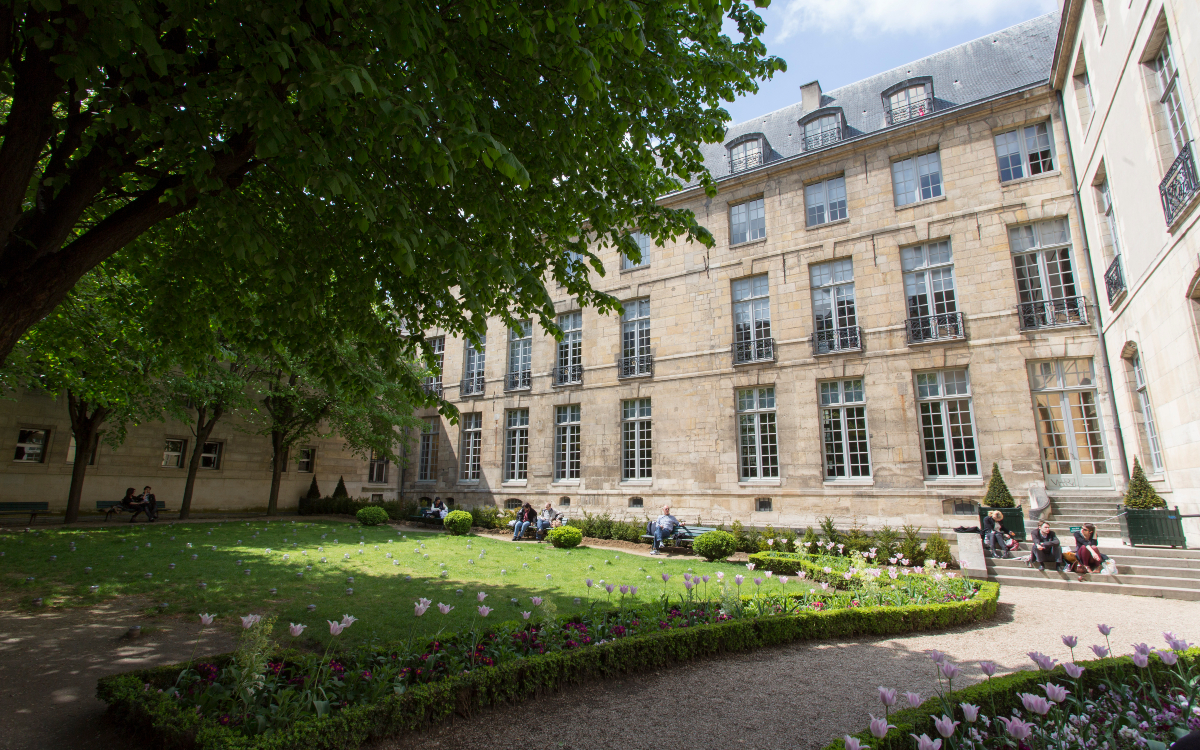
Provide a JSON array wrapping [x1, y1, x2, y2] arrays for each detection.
[[1160, 141, 1199, 226], [886, 84, 932, 124], [811, 258, 860, 354], [461, 336, 486, 396], [728, 138, 764, 173], [506, 322, 532, 391], [802, 114, 842, 151], [902, 241, 963, 343], [620, 299, 653, 377], [1009, 218, 1087, 330], [554, 312, 583, 385], [422, 336, 444, 397], [732, 275, 773, 364]]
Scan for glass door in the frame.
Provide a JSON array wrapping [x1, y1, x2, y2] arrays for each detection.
[[1029, 359, 1112, 489]]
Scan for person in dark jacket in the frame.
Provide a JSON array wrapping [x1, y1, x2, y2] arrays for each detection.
[[1072, 522, 1108, 580], [120, 487, 151, 523], [982, 510, 1015, 558], [1028, 521, 1063, 572], [512, 503, 537, 541], [138, 486, 158, 521]]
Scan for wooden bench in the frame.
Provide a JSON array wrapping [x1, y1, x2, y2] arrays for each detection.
[[97, 500, 166, 521], [640, 524, 720, 550], [0, 502, 50, 525], [408, 514, 443, 526]]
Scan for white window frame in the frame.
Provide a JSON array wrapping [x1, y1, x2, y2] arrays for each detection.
[[902, 241, 958, 320], [556, 312, 582, 383], [820, 379, 871, 479], [805, 176, 848, 227], [507, 321, 532, 390], [200, 441, 222, 470], [994, 121, 1056, 183], [803, 114, 841, 150], [554, 405, 581, 481], [887, 83, 931, 123], [729, 138, 764, 172], [1097, 177, 1122, 257], [892, 152, 943, 206], [915, 369, 979, 479], [504, 409, 529, 482], [1132, 355, 1164, 473], [1008, 218, 1084, 327], [463, 336, 486, 393], [622, 232, 651, 270], [737, 387, 779, 480], [621, 399, 652, 480], [730, 198, 766, 245], [13, 428, 49, 463], [296, 447, 315, 473], [811, 259, 858, 353], [460, 413, 482, 481], [161, 438, 186, 468], [621, 298, 652, 376], [732, 275, 772, 362], [423, 337, 445, 391], [417, 418, 439, 482], [1153, 33, 1192, 158]]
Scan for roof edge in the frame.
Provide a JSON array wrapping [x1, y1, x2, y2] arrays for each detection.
[[1050, 0, 1084, 89]]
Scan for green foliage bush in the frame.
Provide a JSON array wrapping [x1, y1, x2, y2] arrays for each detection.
[[922, 532, 954, 567], [443, 510, 472, 536], [1124, 457, 1167, 509], [546, 525, 583, 549], [872, 525, 899, 558], [305, 477, 321, 500], [299, 496, 416, 520], [819, 516, 843, 546], [332, 476, 350, 499], [899, 524, 925, 567], [469, 505, 502, 530], [692, 530, 737, 561], [566, 512, 647, 543], [982, 462, 1016, 508], [96, 584, 1000, 750], [799, 526, 819, 554], [356, 506, 389, 526]]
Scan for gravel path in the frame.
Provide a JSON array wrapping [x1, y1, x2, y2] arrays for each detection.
[[371, 586, 1200, 750]]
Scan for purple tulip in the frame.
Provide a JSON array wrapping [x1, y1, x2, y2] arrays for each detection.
[[630, 586, 639, 596], [843, 737, 866, 750], [869, 715, 895, 739], [620, 585, 629, 594], [960, 703, 980, 723], [1090, 644, 1109, 658], [701, 575, 710, 583], [1027, 651, 1057, 671], [1097, 623, 1113, 636], [754, 577, 762, 587], [928, 649, 947, 665], [586, 579, 594, 588], [999, 716, 1034, 741], [1063, 662, 1085, 679], [1019, 693, 1052, 716], [606, 584, 615, 594], [1062, 634, 1078, 649], [940, 662, 962, 681], [904, 691, 922, 709], [979, 660, 997, 677], [684, 580, 695, 590], [531, 597, 543, 606], [1132, 652, 1149, 668], [909, 733, 942, 750], [878, 687, 898, 707], [1041, 682, 1069, 703], [662, 573, 670, 582], [1158, 649, 1180, 666], [735, 575, 744, 586], [933, 715, 960, 739], [1131, 642, 1151, 656]]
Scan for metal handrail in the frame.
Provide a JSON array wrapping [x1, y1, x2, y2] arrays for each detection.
[[618, 354, 654, 378], [552, 364, 583, 386], [1104, 256, 1126, 305], [885, 96, 934, 125], [504, 370, 531, 391], [1017, 297, 1088, 330], [421, 381, 443, 398], [812, 327, 862, 355], [802, 126, 842, 152], [732, 337, 775, 364], [1160, 141, 1199, 226], [459, 374, 485, 397], [728, 150, 764, 174], [905, 311, 965, 344]]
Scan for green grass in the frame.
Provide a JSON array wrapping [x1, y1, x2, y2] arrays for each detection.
[[0, 520, 774, 645]]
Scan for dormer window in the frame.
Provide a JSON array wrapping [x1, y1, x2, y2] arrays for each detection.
[[885, 80, 933, 125], [802, 113, 843, 151], [728, 137, 765, 173]]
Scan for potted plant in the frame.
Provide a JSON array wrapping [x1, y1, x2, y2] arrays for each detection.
[[978, 463, 1026, 541], [1119, 458, 1187, 548]]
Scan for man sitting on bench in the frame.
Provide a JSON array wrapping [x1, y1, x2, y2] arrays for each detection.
[[649, 505, 684, 555], [119, 487, 152, 523], [138, 486, 159, 522]]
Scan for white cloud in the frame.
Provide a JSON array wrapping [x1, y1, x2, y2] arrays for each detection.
[[775, 0, 1057, 41]]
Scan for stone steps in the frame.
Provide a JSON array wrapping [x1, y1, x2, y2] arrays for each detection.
[[985, 542, 1200, 600]]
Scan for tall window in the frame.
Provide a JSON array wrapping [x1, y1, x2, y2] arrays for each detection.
[[1097, 177, 1122, 258], [296, 447, 315, 473], [730, 198, 766, 244], [915, 369, 979, 478], [1131, 355, 1164, 473], [821, 379, 871, 479], [460, 413, 482, 481], [622, 232, 651, 270], [1073, 55, 1094, 122], [732, 275, 773, 363], [1153, 33, 1191, 158], [803, 114, 841, 150], [423, 337, 445, 395], [1009, 218, 1084, 328], [200, 441, 222, 469], [620, 299, 652, 377], [161, 439, 186, 468], [892, 152, 943, 206], [622, 399, 652, 480], [994, 122, 1056, 183], [805, 177, 848, 227], [13, 429, 48, 462], [811, 259, 859, 353], [462, 336, 486, 396], [887, 83, 931, 123], [902, 241, 960, 341], [554, 405, 581, 481], [1030, 359, 1110, 486], [556, 312, 583, 385], [729, 138, 764, 172], [737, 387, 779, 480], [417, 418, 439, 482], [368, 449, 389, 483], [1092, 0, 1106, 29], [504, 409, 529, 481], [507, 321, 532, 390]]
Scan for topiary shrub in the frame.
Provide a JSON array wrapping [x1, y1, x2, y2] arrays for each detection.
[[443, 510, 472, 535], [1124, 457, 1166, 509], [873, 525, 899, 559], [305, 477, 322, 500], [692, 530, 738, 561], [983, 463, 1016, 508], [546, 525, 583, 549], [332, 476, 350, 499], [899, 524, 925, 567], [356, 506, 389, 526], [799, 526, 819, 554], [923, 532, 955, 568]]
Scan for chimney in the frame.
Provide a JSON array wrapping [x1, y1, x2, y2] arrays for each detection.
[[801, 80, 822, 113]]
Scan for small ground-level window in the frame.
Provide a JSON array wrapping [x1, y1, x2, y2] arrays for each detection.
[[370, 494, 383, 503], [419, 496, 432, 507], [559, 496, 571, 507], [756, 497, 773, 512], [505, 498, 522, 510], [629, 496, 644, 508]]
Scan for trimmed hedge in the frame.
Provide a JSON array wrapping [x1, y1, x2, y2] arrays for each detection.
[[443, 510, 472, 535], [355, 506, 389, 526], [748, 551, 858, 588], [692, 530, 738, 561], [96, 583, 999, 750], [298, 496, 418, 520], [546, 525, 583, 548], [821, 646, 1200, 750]]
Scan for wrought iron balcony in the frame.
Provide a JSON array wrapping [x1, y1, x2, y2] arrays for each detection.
[[732, 337, 775, 364], [618, 354, 654, 378], [1104, 256, 1126, 305], [421, 380, 443, 398], [728, 150, 764, 174], [802, 126, 842, 152], [459, 373, 485, 397], [1017, 297, 1088, 331], [905, 311, 965, 344], [812, 327, 863, 355], [504, 370, 531, 391], [1160, 141, 1199, 226], [552, 364, 583, 386], [885, 96, 934, 125]]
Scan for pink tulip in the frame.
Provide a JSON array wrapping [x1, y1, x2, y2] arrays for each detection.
[[1028, 651, 1057, 671], [820, 582, 829, 591], [1063, 662, 1085, 679], [240, 614, 262, 629], [877, 687, 897, 707], [928, 649, 947, 665], [735, 575, 744, 585], [477, 605, 492, 617], [914, 566, 924, 575], [940, 662, 961, 681], [843, 737, 866, 750], [620, 585, 629, 594], [701, 575, 710, 583], [328, 620, 346, 636], [909, 733, 941, 750], [765, 571, 772, 578], [716, 571, 724, 580], [779, 576, 789, 585], [746, 563, 755, 571], [798, 571, 807, 580], [1041, 682, 1069, 703], [999, 716, 1034, 741], [754, 577, 762, 587], [606, 584, 615, 594], [1090, 644, 1109, 658], [843, 572, 853, 581], [1158, 649, 1179, 666], [662, 573, 670, 582], [823, 567, 832, 574], [1019, 693, 1052, 715], [904, 691, 922, 709], [288, 623, 307, 637], [766, 539, 775, 547], [933, 715, 959, 739], [1131, 642, 1151, 656], [868, 715, 895, 739], [531, 597, 543, 606], [521, 611, 531, 620], [1132, 652, 1149, 668], [199, 613, 215, 625], [586, 579, 594, 588], [1062, 634, 1078, 649], [960, 703, 979, 723], [684, 580, 695, 590], [1097, 623, 1113, 636], [437, 603, 454, 614], [414, 600, 431, 617], [340, 614, 357, 627]]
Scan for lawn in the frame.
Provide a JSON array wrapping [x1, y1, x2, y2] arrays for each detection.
[[0, 519, 767, 645]]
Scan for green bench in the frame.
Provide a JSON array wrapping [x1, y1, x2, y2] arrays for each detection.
[[97, 500, 166, 521], [640, 524, 720, 550], [408, 514, 443, 526], [0, 501, 50, 525]]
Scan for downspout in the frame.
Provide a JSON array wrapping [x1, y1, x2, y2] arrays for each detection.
[[1057, 90, 1131, 482]]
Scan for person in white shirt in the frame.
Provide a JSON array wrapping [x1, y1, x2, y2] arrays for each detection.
[[649, 505, 682, 555], [536, 502, 559, 540]]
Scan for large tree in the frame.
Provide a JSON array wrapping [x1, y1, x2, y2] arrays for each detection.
[[0, 0, 783, 363]]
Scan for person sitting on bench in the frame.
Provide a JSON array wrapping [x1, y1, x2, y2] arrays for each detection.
[[120, 487, 152, 523], [982, 510, 1015, 559], [425, 498, 448, 519], [512, 502, 536, 541], [649, 505, 684, 555], [138, 486, 158, 522], [535, 502, 560, 540], [1028, 521, 1063, 572]]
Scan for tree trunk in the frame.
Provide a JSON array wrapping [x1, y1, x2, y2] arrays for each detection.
[[180, 404, 223, 520], [64, 392, 109, 524], [267, 430, 286, 516]]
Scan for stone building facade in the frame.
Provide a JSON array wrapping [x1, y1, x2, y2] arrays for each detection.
[[404, 14, 1129, 531], [1051, 0, 1200, 538]]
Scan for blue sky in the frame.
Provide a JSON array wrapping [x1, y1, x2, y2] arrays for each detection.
[[723, 0, 1059, 125]]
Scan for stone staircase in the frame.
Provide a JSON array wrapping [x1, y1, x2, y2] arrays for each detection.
[[983, 494, 1200, 600]]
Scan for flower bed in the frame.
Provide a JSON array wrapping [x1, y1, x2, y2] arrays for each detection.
[[824, 625, 1199, 750], [749, 550, 959, 591], [98, 579, 998, 750]]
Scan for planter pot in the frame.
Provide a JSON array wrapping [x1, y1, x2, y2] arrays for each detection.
[[979, 505, 1026, 541], [1119, 505, 1188, 548]]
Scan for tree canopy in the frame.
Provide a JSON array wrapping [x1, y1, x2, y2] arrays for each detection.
[[0, 0, 784, 364]]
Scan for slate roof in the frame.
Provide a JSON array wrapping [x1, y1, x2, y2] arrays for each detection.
[[690, 12, 1060, 186]]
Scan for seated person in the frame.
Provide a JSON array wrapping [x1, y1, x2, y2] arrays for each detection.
[[1073, 522, 1108, 580], [427, 498, 448, 519], [982, 510, 1015, 559], [535, 502, 559, 540], [512, 502, 537, 541], [649, 505, 684, 555], [1029, 521, 1064, 572], [120, 487, 151, 523]]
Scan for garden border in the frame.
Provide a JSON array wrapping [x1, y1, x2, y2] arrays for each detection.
[[97, 582, 1000, 750]]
